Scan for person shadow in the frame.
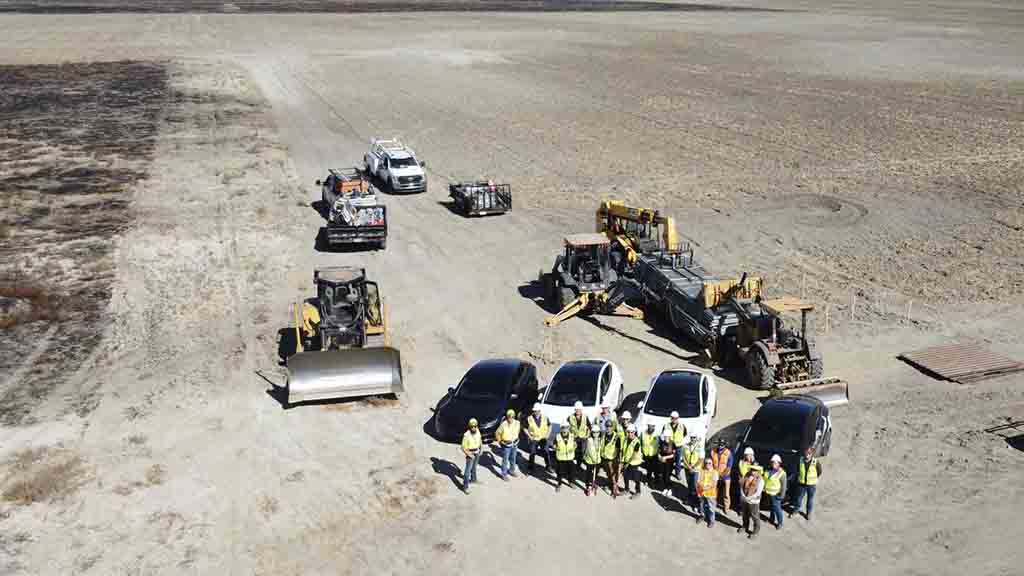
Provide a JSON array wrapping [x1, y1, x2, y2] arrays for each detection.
[[651, 488, 702, 521], [430, 457, 464, 490]]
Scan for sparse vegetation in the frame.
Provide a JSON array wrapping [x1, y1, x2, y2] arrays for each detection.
[[145, 464, 166, 486], [1, 448, 86, 506], [0, 282, 62, 329]]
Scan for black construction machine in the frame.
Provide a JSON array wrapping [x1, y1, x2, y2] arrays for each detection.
[[539, 233, 643, 327]]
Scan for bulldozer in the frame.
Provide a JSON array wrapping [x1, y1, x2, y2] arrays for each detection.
[[715, 277, 848, 406], [595, 199, 684, 274], [539, 234, 643, 327], [285, 267, 403, 405]]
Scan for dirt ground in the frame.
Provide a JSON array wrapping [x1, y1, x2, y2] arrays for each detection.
[[0, 2, 1022, 574]]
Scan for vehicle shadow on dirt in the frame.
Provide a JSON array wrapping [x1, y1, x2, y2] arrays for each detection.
[[708, 419, 752, 449]]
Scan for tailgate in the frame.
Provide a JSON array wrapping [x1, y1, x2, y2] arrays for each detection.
[[326, 205, 387, 244]]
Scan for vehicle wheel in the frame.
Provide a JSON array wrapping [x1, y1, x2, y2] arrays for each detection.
[[378, 239, 387, 250], [541, 272, 555, 310], [821, 428, 832, 457], [748, 350, 776, 390], [559, 287, 576, 311], [809, 357, 824, 379], [617, 388, 624, 411], [388, 176, 395, 193]]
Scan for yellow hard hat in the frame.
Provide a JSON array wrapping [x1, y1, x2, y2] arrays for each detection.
[[506, 409, 515, 417], [468, 418, 479, 427]]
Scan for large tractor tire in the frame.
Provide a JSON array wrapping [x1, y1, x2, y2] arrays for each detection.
[[559, 287, 576, 311], [809, 357, 824, 379], [748, 350, 776, 390]]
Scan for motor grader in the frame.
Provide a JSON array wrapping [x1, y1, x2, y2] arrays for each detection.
[[539, 233, 643, 326], [285, 267, 403, 405]]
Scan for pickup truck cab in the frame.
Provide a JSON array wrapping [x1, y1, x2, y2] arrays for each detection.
[[364, 138, 427, 194]]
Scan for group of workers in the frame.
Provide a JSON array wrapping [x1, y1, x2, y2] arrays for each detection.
[[460, 401, 823, 537]]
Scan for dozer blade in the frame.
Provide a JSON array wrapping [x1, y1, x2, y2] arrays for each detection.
[[772, 377, 849, 407], [286, 347, 403, 406]]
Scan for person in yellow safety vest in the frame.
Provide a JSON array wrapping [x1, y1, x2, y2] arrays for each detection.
[[461, 418, 483, 494], [620, 425, 645, 499], [553, 424, 576, 493], [662, 411, 687, 478], [640, 422, 660, 489], [601, 425, 621, 498], [618, 411, 633, 444], [583, 427, 604, 496], [568, 401, 591, 469], [696, 456, 720, 527], [736, 446, 756, 510], [710, 438, 734, 515], [682, 436, 703, 512], [763, 454, 788, 530], [790, 446, 823, 521], [495, 409, 521, 481], [525, 403, 551, 473]]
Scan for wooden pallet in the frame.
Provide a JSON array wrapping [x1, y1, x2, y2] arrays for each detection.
[[899, 343, 1024, 383]]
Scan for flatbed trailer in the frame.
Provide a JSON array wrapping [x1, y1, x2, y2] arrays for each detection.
[[631, 250, 761, 346], [449, 181, 511, 216]]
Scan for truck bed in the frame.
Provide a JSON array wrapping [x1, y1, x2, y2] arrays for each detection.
[[324, 205, 387, 248]]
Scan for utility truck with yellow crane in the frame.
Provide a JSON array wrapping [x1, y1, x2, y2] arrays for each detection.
[[284, 267, 403, 406]]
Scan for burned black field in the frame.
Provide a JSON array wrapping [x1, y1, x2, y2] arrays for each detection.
[[0, 61, 168, 425]]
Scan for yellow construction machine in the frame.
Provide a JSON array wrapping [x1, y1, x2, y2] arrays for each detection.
[[285, 267, 403, 405], [539, 234, 644, 327], [596, 200, 683, 273]]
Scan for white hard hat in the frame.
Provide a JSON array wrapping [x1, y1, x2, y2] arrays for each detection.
[[600, 402, 610, 409], [622, 411, 632, 419], [661, 432, 671, 440], [532, 403, 541, 411], [626, 424, 637, 433], [770, 454, 782, 463], [646, 421, 655, 428], [573, 401, 584, 409], [744, 447, 755, 457], [670, 411, 679, 418]]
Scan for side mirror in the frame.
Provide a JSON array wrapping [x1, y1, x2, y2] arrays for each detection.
[[447, 386, 454, 395], [315, 180, 321, 186], [419, 161, 427, 168], [636, 401, 644, 410]]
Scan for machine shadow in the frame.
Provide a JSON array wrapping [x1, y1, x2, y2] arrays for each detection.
[[517, 279, 556, 314]]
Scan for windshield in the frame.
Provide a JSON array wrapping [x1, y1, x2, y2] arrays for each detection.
[[644, 371, 701, 418], [455, 372, 507, 401], [746, 406, 806, 452], [390, 156, 418, 168], [546, 365, 599, 406]]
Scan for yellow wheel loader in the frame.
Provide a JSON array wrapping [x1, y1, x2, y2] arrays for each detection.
[[286, 267, 403, 405]]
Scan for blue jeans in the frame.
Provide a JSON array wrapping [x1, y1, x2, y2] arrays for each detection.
[[673, 447, 683, 476], [463, 452, 480, 487], [700, 496, 716, 526], [500, 443, 519, 477], [769, 494, 784, 527], [793, 484, 816, 517]]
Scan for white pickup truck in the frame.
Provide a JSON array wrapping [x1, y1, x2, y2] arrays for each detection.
[[364, 138, 427, 194]]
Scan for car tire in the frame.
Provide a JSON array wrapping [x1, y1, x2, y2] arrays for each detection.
[[748, 350, 776, 390]]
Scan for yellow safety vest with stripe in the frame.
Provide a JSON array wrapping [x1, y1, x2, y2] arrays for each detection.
[[496, 419, 521, 444], [641, 432, 659, 457], [663, 422, 686, 447], [682, 446, 701, 471], [527, 414, 550, 441], [621, 437, 643, 465], [569, 413, 590, 438], [555, 434, 575, 462], [799, 458, 819, 485], [462, 430, 482, 452], [738, 460, 754, 478], [764, 468, 785, 495], [583, 437, 603, 465], [602, 434, 619, 461]]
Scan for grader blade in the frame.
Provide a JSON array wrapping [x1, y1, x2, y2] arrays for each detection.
[[771, 377, 849, 407]]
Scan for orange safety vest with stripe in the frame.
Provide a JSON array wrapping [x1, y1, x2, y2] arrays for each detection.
[[555, 434, 575, 461], [569, 413, 591, 438], [697, 468, 719, 498], [621, 437, 643, 466], [527, 414, 550, 441], [799, 458, 819, 485], [462, 430, 482, 453], [711, 448, 731, 477], [764, 468, 785, 495]]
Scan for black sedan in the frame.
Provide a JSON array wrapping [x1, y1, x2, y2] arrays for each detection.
[[433, 359, 540, 442], [735, 394, 832, 500]]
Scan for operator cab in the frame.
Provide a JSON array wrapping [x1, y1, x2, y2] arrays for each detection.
[[563, 233, 613, 290]]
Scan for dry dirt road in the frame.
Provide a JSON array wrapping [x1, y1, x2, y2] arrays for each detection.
[[0, 2, 1022, 575]]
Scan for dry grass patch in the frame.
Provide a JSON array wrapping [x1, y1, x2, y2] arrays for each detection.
[[0, 281, 62, 329], [1, 448, 86, 506]]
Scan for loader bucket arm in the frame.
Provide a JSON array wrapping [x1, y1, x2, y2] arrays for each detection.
[[293, 299, 305, 354], [545, 292, 590, 327]]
